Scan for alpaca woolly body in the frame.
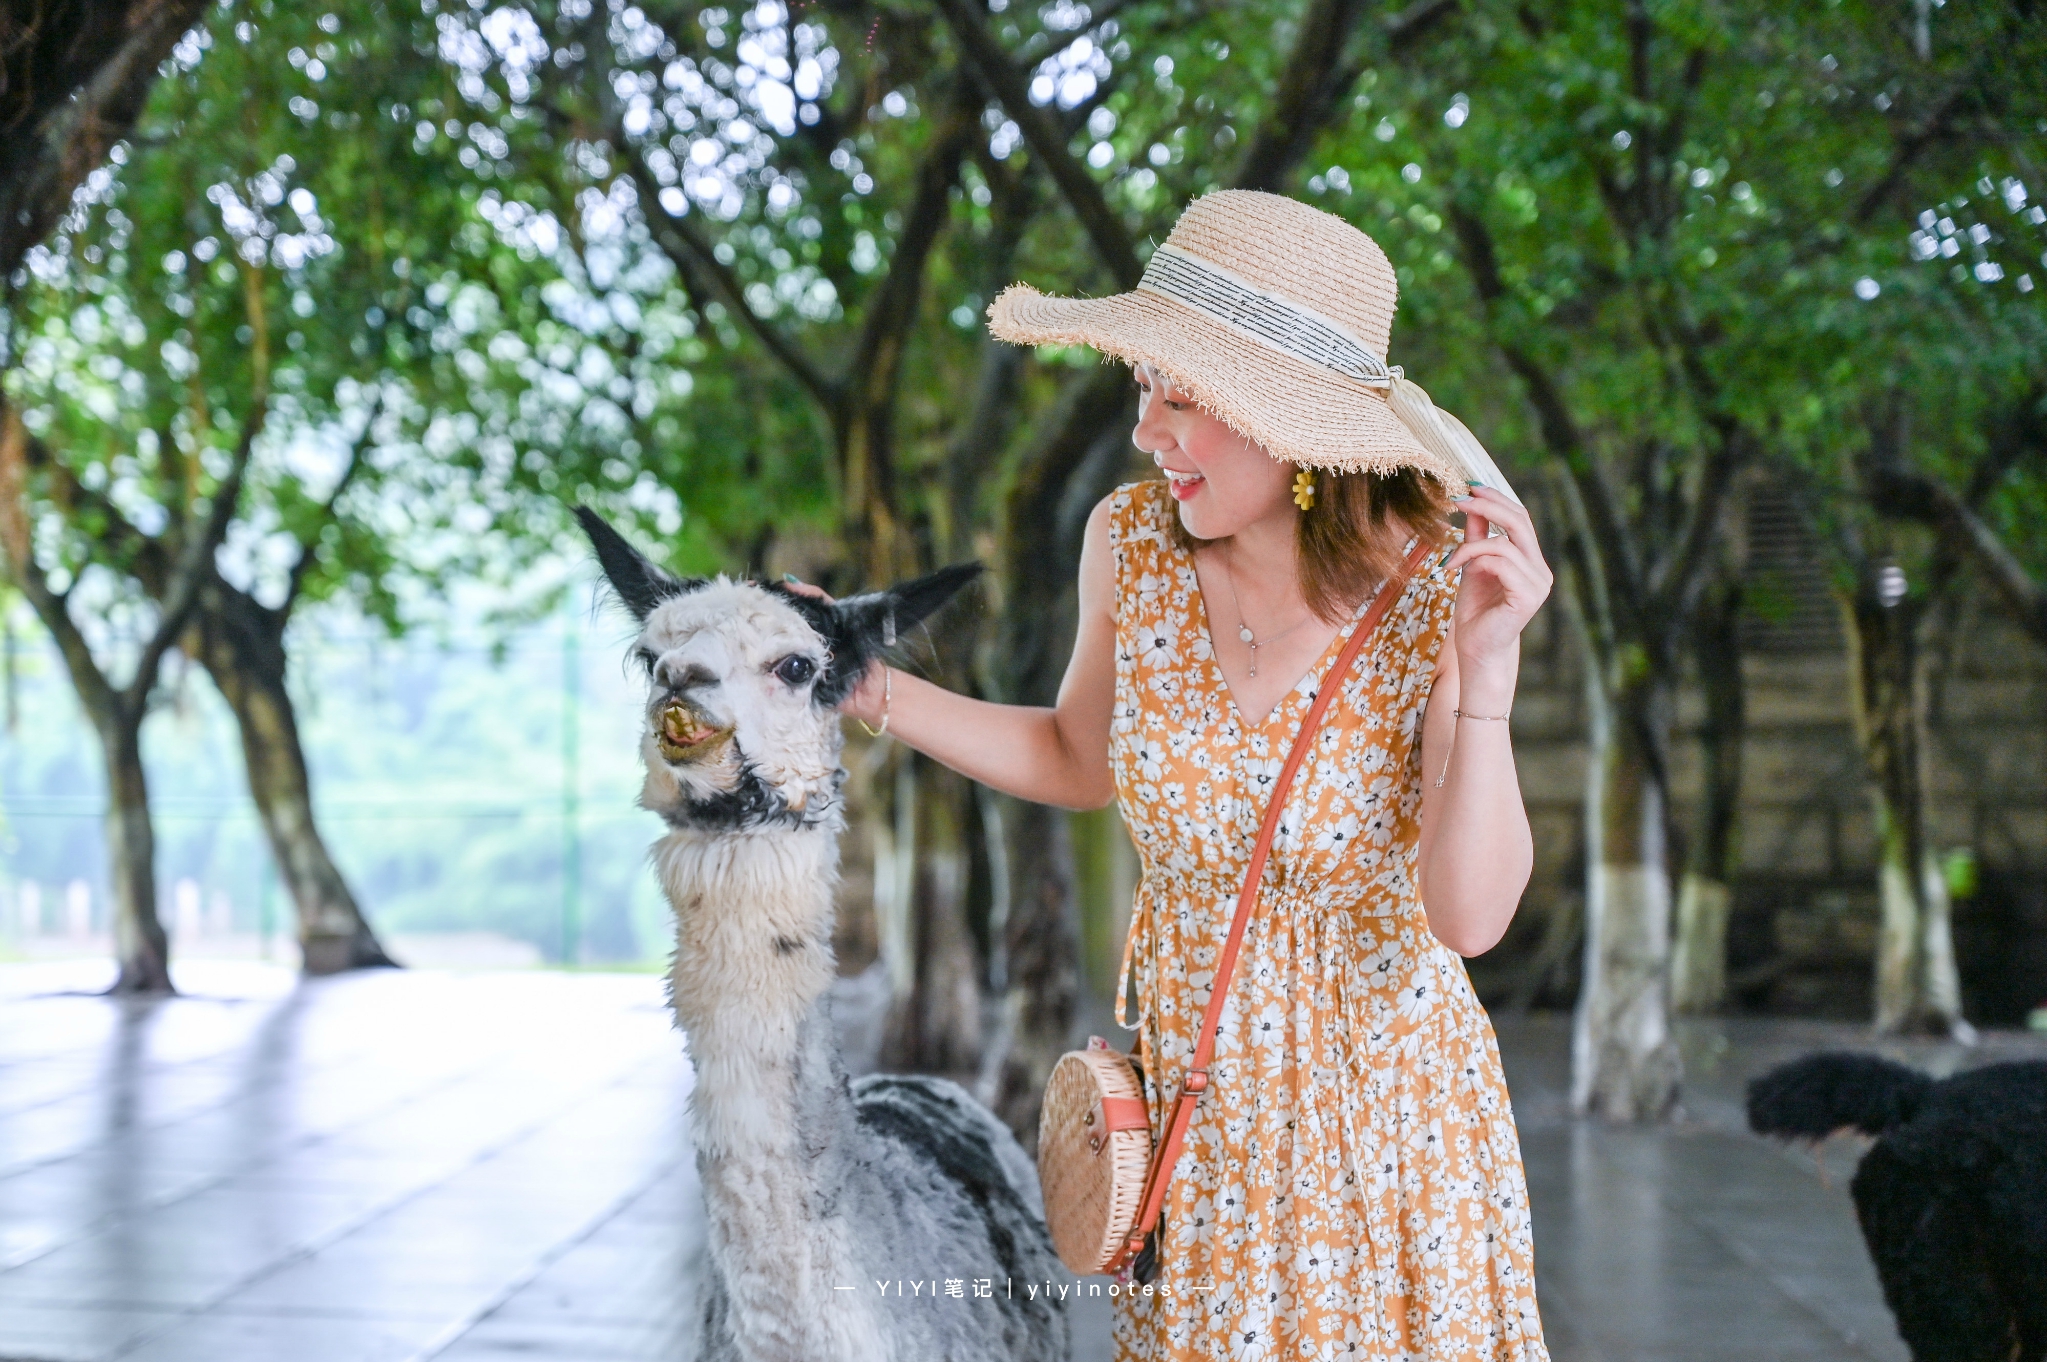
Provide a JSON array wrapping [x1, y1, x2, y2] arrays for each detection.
[[572, 510, 1066, 1362]]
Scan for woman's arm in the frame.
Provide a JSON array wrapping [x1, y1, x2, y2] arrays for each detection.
[[1415, 487, 1553, 956], [836, 495, 1120, 810]]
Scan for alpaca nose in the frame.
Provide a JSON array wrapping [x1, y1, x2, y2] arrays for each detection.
[[655, 658, 719, 694]]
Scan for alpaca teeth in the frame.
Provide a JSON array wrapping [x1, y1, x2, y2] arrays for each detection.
[[657, 702, 729, 759]]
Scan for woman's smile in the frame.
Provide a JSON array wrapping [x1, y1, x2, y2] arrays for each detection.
[[1162, 467, 1206, 500]]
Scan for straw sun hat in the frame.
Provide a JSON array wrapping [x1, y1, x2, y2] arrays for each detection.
[[987, 190, 1520, 502]]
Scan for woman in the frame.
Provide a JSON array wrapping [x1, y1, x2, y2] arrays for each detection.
[[840, 191, 1551, 1359]]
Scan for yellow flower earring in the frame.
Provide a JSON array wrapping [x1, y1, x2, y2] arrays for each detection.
[[1292, 469, 1317, 511]]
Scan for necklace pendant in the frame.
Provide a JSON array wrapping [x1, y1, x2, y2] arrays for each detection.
[[1238, 625, 1255, 644]]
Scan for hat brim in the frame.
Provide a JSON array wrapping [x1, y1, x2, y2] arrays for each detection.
[[987, 284, 1461, 483]]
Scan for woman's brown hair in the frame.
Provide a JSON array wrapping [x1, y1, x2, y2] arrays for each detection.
[[1167, 466, 1454, 623]]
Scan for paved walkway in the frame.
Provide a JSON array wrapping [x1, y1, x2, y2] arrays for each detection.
[[2, 961, 2040, 1361]]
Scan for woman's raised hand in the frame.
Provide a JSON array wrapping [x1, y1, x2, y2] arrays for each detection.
[[1442, 486, 1553, 690]]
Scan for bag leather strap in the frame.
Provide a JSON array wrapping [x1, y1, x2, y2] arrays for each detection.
[[1105, 539, 1433, 1276]]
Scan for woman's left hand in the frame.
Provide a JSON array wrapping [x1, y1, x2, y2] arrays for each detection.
[[1443, 486, 1553, 677]]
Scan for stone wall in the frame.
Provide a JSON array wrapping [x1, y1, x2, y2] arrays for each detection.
[[1467, 543, 2047, 1024]]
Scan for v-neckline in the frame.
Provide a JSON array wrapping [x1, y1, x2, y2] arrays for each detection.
[[1184, 547, 1361, 730]]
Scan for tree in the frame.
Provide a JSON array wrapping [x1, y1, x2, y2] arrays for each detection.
[[1817, 386, 2045, 1035], [1, 0, 521, 981], [0, 0, 216, 993], [0, 400, 238, 991], [1781, 16, 2047, 1037], [1317, 0, 2043, 1104]]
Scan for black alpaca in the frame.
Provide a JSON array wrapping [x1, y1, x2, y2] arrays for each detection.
[[1747, 1052, 2047, 1362]]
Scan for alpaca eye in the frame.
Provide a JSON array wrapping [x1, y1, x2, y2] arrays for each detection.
[[774, 654, 817, 687]]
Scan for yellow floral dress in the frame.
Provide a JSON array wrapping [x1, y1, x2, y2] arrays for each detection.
[[1107, 479, 1548, 1361]]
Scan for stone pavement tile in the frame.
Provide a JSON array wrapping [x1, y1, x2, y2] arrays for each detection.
[[1679, 1208, 1904, 1355], [0, 1182, 400, 1309], [114, 1308, 442, 1362], [1068, 1290, 1115, 1362], [0, 1159, 153, 1272], [603, 1169, 706, 1227], [0, 1151, 230, 1256], [218, 1131, 678, 1324], [462, 1177, 704, 1336], [221, 1219, 570, 1319], [1505, 1025, 1914, 1362], [456, 1088, 690, 1197], [312, 1082, 585, 1167], [0, 994, 127, 1063], [1524, 1134, 1896, 1360], [479, 1223, 701, 1328], [0, 1300, 180, 1362], [432, 1316, 694, 1361], [0, 1054, 110, 1118]]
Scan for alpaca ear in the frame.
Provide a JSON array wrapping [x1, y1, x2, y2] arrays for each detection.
[[572, 505, 699, 621], [885, 562, 986, 632], [793, 562, 983, 706]]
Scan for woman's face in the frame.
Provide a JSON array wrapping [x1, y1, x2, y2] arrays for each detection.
[[1132, 363, 1294, 542]]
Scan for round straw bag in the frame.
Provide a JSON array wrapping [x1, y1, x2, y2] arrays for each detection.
[[1038, 1038, 1151, 1276]]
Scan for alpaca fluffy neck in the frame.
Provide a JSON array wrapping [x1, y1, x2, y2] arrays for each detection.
[[657, 823, 846, 1156], [656, 823, 879, 1358]]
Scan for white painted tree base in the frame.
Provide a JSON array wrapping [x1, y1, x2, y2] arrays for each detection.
[[1572, 863, 1681, 1120]]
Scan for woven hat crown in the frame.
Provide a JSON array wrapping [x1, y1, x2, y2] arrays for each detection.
[[1163, 191, 1400, 365]]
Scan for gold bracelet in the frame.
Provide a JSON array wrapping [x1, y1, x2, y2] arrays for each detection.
[[1435, 707, 1510, 787], [858, 667, 891, 738]]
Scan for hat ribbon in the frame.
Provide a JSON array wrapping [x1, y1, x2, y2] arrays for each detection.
[[1135, 244, 1523, 505]]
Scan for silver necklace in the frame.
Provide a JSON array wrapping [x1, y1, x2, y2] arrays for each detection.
[[1217, 547, 1313, 678]]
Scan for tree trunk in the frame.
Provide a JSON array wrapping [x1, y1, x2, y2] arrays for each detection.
[[864, 552, 988, 1072], [981, 797, 1081, 1149], [189, 579, 395, 972], [1672, 573, 1745, 1014], [1571, 648, 1682, 1120], [3, 400, 176, 993], [1841, 589, 1967, 1036], [878, 754, 985, 1075], [978, 382, 1132, 1139], [1670, 880, 1731, 1018], [101, 715, 172, 993]]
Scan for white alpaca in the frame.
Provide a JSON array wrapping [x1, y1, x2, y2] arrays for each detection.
[[575, 509, 1069, 1362]]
